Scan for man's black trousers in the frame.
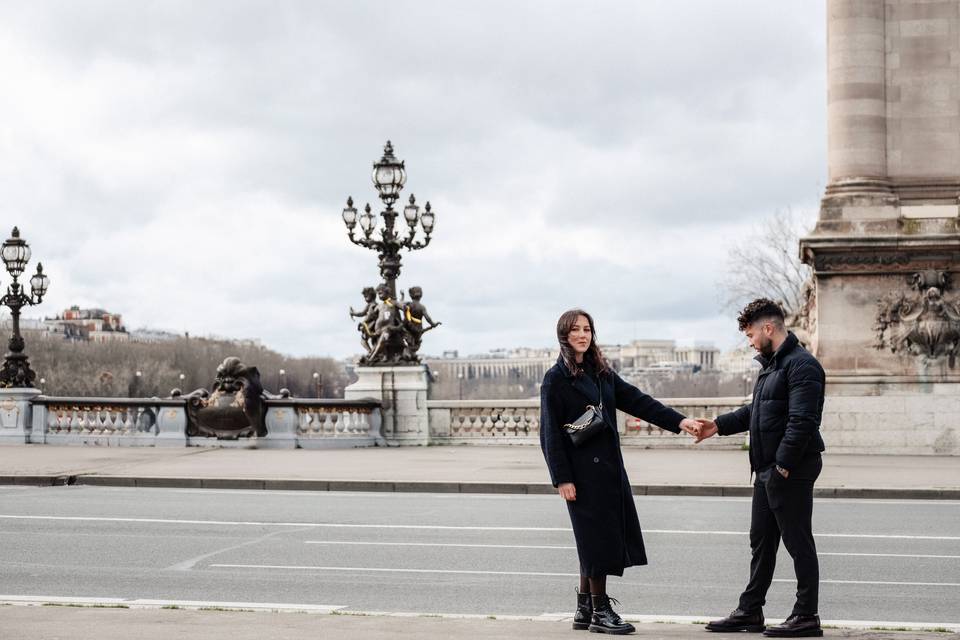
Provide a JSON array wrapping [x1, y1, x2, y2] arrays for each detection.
[[738, 454, 822, 616]]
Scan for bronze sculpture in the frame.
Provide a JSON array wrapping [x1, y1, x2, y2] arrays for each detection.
[[181, 357, 268, 439], [349, 287, 379, 355], [402, 286, 441, 359], [354, 284, 442, 365]]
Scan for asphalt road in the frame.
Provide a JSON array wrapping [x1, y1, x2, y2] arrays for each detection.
[[0, 485, 957, 626]]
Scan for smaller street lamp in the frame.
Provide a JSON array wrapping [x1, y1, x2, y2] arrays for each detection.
[[312, 371, 322, 398], [0, 227, 50, 388]]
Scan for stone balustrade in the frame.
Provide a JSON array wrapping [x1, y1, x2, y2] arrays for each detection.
[[30, 397, 185, 447], [263, 398, 384, 449], [17, 392, 744, 449], [26, 396, 383, 448], [428, 397, 749, 448]]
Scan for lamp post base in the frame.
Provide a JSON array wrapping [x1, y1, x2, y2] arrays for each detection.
[[0, 388, 41, 445], [344, 365, 428, 446]]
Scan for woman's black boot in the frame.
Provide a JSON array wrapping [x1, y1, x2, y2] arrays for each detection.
[[588, 594, 635, 635], [573, 589, 593, 630]]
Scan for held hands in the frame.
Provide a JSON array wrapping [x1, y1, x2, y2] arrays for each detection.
[[558, 482, 576, 501], [678, 418, 701, 437], [694, 419, 719, 443]]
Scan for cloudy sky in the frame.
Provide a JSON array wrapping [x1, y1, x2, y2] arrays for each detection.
[[0, 1, 826, 358]]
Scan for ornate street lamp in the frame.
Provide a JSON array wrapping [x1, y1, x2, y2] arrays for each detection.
[[0, 227, 49, 388], [342, 141, 436, 300], [342, 141, 441, 366]]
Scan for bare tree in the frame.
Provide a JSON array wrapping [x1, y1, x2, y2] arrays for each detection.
[[719, 209, 815, 317], [21, 331, 349, 399]]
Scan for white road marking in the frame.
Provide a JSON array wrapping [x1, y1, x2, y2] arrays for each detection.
[[0, 594, 344, 612], [547, 612, 960, 632], [304, 541, 575, 550], [818, 552, 960, 559], [211, 564, 580, 577], [0, 595, 956, 632], [302, 543, 959, 558], [212, 564, 960, 587], [2, 515, 957, 540], [44, 486, 960, 506], [775, 578, 960, 587], [649, 529, 960, 540]]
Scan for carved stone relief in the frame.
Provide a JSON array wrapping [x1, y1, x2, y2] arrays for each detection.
[[874, 270, 960, 366]]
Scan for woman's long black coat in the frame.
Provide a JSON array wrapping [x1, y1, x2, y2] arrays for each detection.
[[539, 357, 686, 577]]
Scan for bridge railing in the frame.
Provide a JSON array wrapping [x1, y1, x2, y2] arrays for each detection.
[[28, 396, 383, 448], [427, 397, 749, 448]]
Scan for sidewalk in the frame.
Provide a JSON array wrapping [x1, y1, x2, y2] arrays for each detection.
[[1, 445, 959, 499], [1, 604, 957, 640]]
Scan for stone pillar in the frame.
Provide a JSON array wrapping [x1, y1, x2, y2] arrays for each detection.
[[827, 1, 890, 187], [262, 406, 298, 449], [344, 365, 429, 445], [801, 0, 960, 455], [156, 405, 188, 447], [0, 388, 40, 445]]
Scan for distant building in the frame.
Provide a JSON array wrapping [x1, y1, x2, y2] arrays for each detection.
[[43, 306, 129, 343], [718, 346, 762, 375], [423, 339, 722, 400], [425, 347, 556, 383], [605, 340, 720, 374], [128, 329, 180, 343], [675, 342, 721, 371]]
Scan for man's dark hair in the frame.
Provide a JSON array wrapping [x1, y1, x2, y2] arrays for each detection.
[[737, 298, 786, 331]]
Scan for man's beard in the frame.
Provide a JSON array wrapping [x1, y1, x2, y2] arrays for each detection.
[[758, 336, 775, 358]]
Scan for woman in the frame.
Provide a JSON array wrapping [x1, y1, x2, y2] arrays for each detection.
[[540, 309, 699, 634]]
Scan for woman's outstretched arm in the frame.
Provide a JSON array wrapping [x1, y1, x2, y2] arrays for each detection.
[[611, 371, 697, 435]]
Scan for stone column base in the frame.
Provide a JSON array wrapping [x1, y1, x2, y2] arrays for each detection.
[[345, 365, 428, 446], [822, 377, 959, 455], [0, 388, 41, 445]]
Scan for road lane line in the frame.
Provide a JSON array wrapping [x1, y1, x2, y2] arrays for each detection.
[[301, 543, 958, 557], [774, 578, 960, 587], [0, 515, 569, 531], [819, 552, 960, 559], [304, 541, 576, 550], [211, 564, 960, 586], [2, 516, 958, 540], [648, 529, 960, 540], [210, 564, 580, 577]]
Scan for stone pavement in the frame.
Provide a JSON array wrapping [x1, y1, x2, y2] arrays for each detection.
[[1, 445, 958, 499], [1, 605, 957, 640]]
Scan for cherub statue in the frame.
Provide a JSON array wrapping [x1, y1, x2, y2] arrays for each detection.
[[349, 286, 378, 355], [366, 284, 403, 363], [402, 286, 441, 359]]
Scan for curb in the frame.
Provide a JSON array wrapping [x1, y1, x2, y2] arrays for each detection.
[[2, 475, 959, 499]]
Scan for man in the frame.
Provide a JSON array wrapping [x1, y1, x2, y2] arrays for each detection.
[[696, 298, 826, 638]]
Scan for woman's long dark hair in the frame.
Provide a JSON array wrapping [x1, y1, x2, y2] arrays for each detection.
[[556, 308, 610, 377]]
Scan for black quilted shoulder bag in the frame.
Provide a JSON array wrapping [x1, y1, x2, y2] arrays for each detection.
[[563, 378, 606, 447]]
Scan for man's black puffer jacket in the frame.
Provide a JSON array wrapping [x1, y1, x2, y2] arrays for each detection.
[[716, 332, 826, 472]]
